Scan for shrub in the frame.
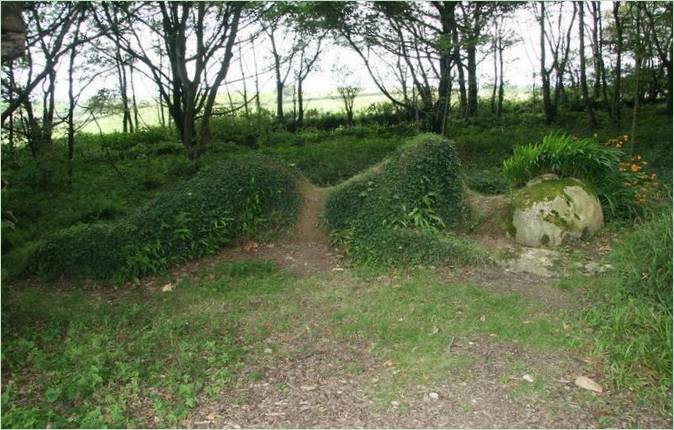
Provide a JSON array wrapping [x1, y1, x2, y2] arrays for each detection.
[[325, 133, 479, 266], [502, 133, 656, 220], [18, 154, 300, 281], [464, 168, 508, 195]]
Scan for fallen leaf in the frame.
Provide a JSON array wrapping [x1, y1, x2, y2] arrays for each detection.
[[575, 376, 603, 393]]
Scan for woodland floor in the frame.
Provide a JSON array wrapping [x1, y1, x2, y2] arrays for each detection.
[[3, 182, 672, 428], [171, 184, 671, 429]]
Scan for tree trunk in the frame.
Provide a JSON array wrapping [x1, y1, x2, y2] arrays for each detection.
[[297, 78, 304, 125], [591, 2, 602, 100], [435, 2, 453, 132], [449, 4, 467, 117], [67, 33, 78, 179], [129, 63, 140, 131], [252, 42, 261, 114], [467, 45, 478, 116], [612, 1, 622, 125], [491, 20, 498, 114], [630, 4, 643, 156], [497, 37, 505, 117], [238, 44, 249, 116], [466, 5, 481, 117], [540, 2, 554, 124], [578, 2, 597, 128]]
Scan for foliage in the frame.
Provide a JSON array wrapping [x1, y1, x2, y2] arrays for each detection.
[[608, 206, 672, 309], [502, 132, 621, 186], [464, 167, 508, 195], [325, 133, 479, 266], [1, 261, 292, 428], [579, 206, 672, 392], [502, 132, 661, 219], [263, 133, 406, 186], [13, 154, 300, 281]]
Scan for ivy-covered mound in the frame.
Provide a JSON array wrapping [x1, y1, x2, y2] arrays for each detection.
[[14, 154, 300, 282], [325, 133, 484, 266]]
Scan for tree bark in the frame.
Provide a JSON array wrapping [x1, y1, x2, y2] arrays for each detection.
[[449, 4, 467, 117], [578, 2, 597, 128], [612, 1, 622, 125], [540, 2, 554, 124]]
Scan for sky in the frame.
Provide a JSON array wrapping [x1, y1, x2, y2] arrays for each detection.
[[40, 3, 588, 106]]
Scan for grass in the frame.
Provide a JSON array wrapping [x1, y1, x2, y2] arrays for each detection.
[[1, 264, 575, 427], [2, 101, 672, 427], [1, 261, 297, 428]]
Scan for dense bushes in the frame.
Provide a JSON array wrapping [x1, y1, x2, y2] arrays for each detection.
[[325, 133, 484, 266], [502, 133, 658, 220], [14, 154, 300, 281]]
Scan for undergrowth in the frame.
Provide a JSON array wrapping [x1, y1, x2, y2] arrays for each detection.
[[8, 154, 300, 282], [325, 133, 486, 266]]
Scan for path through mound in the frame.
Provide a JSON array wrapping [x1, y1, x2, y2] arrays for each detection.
[[217, 178, 341, 274]]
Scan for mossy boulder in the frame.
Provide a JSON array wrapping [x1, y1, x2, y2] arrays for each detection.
[[512, 177, 603, 247]]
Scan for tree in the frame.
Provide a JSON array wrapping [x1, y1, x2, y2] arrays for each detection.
[[1, 2, 84, 124], [338, 85, 360, 127], [97, 2, 245, 161], [538, 2, 554, 124], [643, 2, 673, 113], [294, 36, 324, 126], [578, 1, 597, 128], [612, 1, 623, 125]]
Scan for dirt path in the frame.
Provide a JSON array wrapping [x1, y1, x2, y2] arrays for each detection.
[[223, 179, 341, 274]]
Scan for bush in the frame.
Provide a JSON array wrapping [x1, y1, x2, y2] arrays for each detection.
[[502, 133, 654, 220], [464, 168, 508, 195], [18, 154, 300, 281], [325, 133, 479, 266]]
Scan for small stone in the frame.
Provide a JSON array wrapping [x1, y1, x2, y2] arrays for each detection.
[[522, 374, 534, 383], [575, 376, 603, 393]]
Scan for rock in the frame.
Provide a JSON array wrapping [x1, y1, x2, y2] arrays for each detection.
[[512, 177, 604, 247], [504, 247, 563, 277], [583, 261, 614, 275], [526, 173, 560, 186], [574, 376, 603, 393], [522, 374, 534, 383]]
